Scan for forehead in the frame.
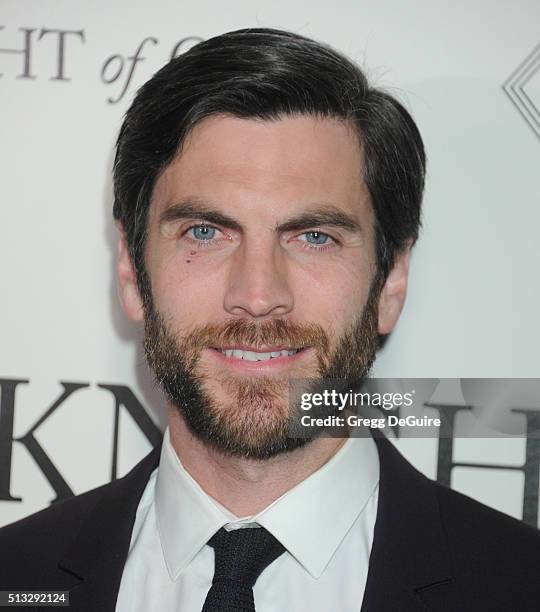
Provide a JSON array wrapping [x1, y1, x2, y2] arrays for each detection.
[[150, 114, 371, 223]]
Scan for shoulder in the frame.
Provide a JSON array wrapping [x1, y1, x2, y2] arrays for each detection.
[[0, 479, 112, 545], [0, 443, 161, 588], [433, 480, 540, 599], [0, 480, 116, 589], [435, 479, 540, 553]]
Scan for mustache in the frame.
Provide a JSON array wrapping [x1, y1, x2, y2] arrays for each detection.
[[182, 318, 331, 354]]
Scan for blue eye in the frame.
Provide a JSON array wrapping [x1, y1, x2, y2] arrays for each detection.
[[191, 225, 216, 240], [304, 230, 330, 245]]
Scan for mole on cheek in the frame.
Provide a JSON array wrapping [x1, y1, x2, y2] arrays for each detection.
[[185, 250, 197, 264]]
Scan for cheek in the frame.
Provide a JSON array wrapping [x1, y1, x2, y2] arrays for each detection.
[[148, 250, 224, 321], [293, 257, 372, 326]]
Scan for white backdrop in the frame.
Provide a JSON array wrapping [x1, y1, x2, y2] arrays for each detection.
[[1, 0, 539, 528]]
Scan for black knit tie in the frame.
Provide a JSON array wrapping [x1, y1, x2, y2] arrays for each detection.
[[202, 526, 286, 612]]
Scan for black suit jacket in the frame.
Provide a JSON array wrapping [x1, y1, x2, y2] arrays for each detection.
[[1, 430, 539, 611]]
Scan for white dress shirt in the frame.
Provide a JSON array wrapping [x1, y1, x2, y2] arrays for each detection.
[[115, 427, 379, 612]]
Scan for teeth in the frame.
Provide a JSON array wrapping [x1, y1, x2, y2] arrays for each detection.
[[220, 348, 299, 361]]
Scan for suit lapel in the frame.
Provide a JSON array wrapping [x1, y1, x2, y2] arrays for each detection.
[[57, 441, 163, 612], [361, 429, 456, 611]]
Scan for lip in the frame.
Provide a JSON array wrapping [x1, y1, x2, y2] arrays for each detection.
[[206, 346, 311, 372], [212, 344, 301, 353]]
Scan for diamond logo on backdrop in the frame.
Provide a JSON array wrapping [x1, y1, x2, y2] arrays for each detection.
[[503, 43, 540, 139]]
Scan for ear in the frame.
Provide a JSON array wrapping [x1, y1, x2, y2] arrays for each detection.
[[116, 222, 145, 322], [377, 246, 411, 335]]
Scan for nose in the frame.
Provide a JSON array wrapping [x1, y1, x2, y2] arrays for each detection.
[[223, 236, 294, 318]]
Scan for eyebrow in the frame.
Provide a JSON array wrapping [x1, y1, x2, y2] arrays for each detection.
[[159, 199, 363, 234]]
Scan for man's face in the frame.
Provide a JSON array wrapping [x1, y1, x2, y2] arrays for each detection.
[[119, 115, 408, 458]]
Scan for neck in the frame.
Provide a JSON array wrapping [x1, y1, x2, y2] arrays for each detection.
[[167, 406, 347, 516]]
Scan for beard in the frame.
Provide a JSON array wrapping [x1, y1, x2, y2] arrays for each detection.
[[142, 274, 382, 459]]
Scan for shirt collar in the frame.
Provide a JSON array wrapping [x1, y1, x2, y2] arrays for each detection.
[[155, 426, 379, 580]]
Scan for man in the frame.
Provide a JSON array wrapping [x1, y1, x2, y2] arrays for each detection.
[[0, 27, 539, 612]]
